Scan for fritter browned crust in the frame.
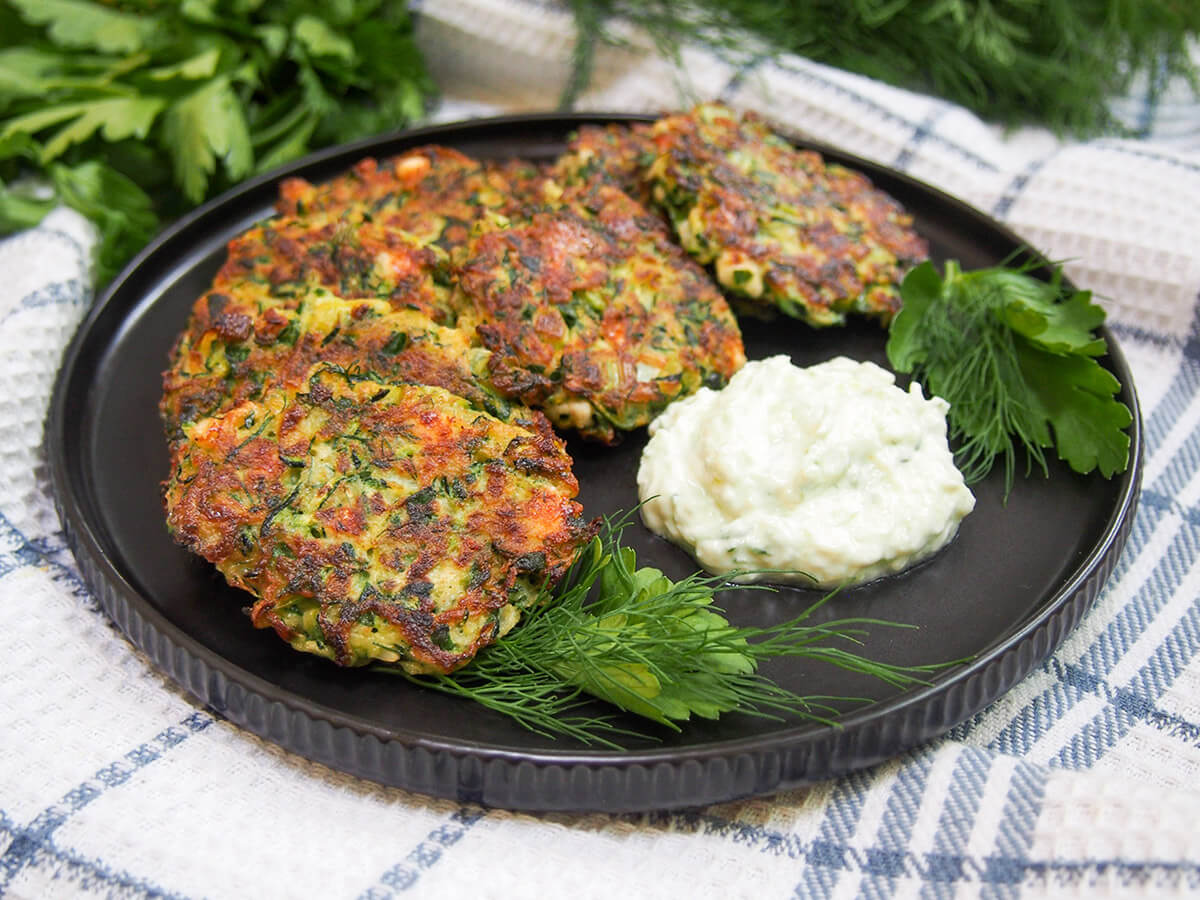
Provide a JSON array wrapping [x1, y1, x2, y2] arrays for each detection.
[[646, 102, 929, 326], [276, 146, 547, 258], [268, 142, 745, 443], [159, 287, 533, 447], [212, 215, 455, 323], [554, 122, 658, 206], [164, 365, 591, 674], [455, 179, 746, 443]]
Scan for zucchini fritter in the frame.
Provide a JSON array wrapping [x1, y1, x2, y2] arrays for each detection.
[[213, 215, 456, 324], [161, 288, 525, 445], [646, 102, 928, 327], [272, 143, 745, 443], [164, 365, 591, 674], [455, 180, 746, 443], [276, 146, 546, 258], [554, 122, 658, 207]]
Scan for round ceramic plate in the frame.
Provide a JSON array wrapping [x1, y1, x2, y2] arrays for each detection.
[[47, 114, 1142, 812]]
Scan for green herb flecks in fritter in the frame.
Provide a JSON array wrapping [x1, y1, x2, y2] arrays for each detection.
[[554, 122, 658, 207], [163, 365, 593, 674], [647, 102, 929, 327], [160, 288, 527, 446], [276, 146, 549, 260], [210, 148, 552, 331], [454, 179, 746, 443], [213, 215, 457, 324]]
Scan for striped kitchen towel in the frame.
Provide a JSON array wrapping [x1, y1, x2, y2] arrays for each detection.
[[2, 1, 1199, 896]]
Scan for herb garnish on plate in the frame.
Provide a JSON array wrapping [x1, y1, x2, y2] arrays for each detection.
[[392, 515, 948, 748], [887, 259, 1133, 493]]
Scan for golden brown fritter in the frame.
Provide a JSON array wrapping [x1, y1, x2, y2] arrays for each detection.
[[212, 215, 455, 324], [455, 179, 746, 443], [646, 102, 928, 327], [163, 365, 592, 674], [160, 288, 531, 447], [554, 122, 658, 207], [269, 142, 745, 443], [276, 146, 548, 258]]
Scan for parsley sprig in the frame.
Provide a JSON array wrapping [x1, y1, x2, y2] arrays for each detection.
[[392, 515, 947, 748], [0, 0, 434, 286], [886, 259, 1133, 492]]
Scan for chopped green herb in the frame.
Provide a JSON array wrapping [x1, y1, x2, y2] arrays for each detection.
[[382, 331, 409, 355], [563, 1, 1200, 137], [275, 321, 300, 346]]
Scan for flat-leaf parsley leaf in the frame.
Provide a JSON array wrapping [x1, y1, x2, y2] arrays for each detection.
[[886, 259, 1132, 492], [0, 0, 435, 286]]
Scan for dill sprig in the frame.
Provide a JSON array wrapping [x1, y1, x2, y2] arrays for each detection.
[[886, 258, 1132, 494], [389, 514, 949, 748], [564, 1, 1200, 136]]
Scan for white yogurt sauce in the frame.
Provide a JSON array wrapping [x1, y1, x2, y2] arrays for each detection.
[[637, 355, 975, 587]]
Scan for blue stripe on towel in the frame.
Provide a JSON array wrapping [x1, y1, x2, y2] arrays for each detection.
[[918, 747, 994, 899], [893, 108, 950, 171], [795, 770, 873, 897], [647, 798, 1200, 892], [857, 754, 935, 896], [0, 806, 190, 900], [0, 510, 101, 611], [718, 53, 770, 103], [956, 297, 1200, 757], [0, 713, 212, 892], [0, 277, 88, 329], [1050, 658, 1200, 742], [1109, 320, 1179, 351], [1091, 141, 1200, 178], [991, 157, 1049, 219], [977, 483, 1180, 759], [979, 761, 1047, 897], [358, 806, 487, 898], [1055, 574, 1200, 769], [767, 60, 999, 173], [951, 482, 1161, 752]]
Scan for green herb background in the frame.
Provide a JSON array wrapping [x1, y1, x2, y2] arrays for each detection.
[[0, 0, 434, 286], [2, 0, 1198, 287], [564, 0, 1200, 134]]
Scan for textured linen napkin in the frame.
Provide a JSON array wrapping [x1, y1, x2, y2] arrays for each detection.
[[3, 1, 1200, 896]]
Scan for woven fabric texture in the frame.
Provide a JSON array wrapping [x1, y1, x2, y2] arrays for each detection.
[[3, 1, 1200, 896]]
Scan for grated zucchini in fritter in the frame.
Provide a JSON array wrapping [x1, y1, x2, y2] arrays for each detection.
[[553, 122, 659, 207], [265, 143, 746, 443], [160, 288, 526, 446], [164, 364, 591, 674], [455, 178, 746, 443], [276, 146, 547, 259], [646, 102, 928, 327], [212, 214, 456, 324]]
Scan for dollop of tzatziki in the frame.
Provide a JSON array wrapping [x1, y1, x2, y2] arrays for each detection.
[[637, 355, 975, 587]]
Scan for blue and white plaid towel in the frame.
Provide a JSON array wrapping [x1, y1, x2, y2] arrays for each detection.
[[3, 1, 1199, 896]]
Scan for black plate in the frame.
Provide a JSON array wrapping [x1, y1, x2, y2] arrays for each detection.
[[47, 114, 1142, 812]]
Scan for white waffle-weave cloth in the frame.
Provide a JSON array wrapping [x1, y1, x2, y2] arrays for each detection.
[[3, 1, 1200, 896]]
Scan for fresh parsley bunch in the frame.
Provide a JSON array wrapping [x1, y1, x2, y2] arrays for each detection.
[[0, 0, 435, 286], [886, 259, 1133, 493]]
